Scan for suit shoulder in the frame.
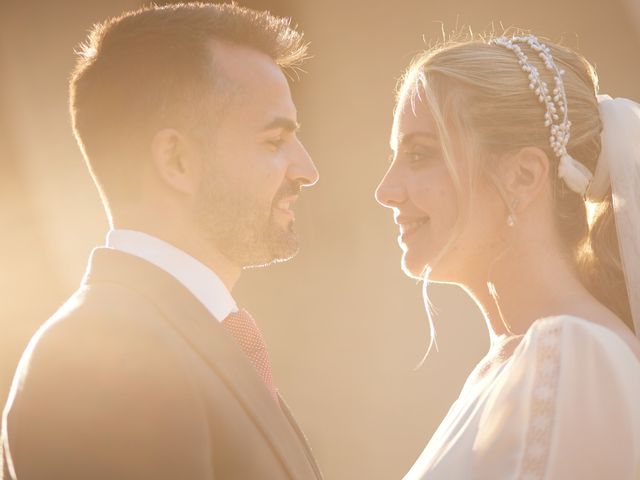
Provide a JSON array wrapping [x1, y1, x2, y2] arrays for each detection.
[[29, 282, 185, 364], [3, 284, 213, 479], [12, 282, 197, 400], [48, 281, 168, 335]]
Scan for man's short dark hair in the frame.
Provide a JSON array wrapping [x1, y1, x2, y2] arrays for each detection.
[[69, 2, 308, 210]]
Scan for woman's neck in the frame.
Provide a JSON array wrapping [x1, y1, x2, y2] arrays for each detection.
[[463, 243, 592, 343]]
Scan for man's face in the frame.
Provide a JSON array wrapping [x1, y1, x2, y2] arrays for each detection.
[[193, 44, 318, 268]]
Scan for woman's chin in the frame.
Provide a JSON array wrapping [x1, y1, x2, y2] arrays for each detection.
[[400, 252, 429, 280], [401, 251, 455, 283]]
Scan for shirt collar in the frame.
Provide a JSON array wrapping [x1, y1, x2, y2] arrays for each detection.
[[106, 229, 237, 322]]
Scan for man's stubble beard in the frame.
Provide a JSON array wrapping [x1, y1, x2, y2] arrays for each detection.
[[194, 160, 300, 269]]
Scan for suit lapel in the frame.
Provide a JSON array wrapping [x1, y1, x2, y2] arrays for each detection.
[[83, 248, 319, 479], [278, 395, 324, 480]]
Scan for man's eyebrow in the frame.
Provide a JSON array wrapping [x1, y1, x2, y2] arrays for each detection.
[[261, 117, 300, 133]]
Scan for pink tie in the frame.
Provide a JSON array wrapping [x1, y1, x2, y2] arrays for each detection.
[[223, 309, 278, 401]]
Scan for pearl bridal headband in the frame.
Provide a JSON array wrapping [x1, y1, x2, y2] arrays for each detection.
[[490, 35, 594, 196], [489, 34, 640, 338]]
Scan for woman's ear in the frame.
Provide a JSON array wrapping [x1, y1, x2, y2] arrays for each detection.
[[500, 146, 551, 212], [150, 128, 201, 195]]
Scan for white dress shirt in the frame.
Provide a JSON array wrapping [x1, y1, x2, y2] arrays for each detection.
[[106, 229, 238, 322]]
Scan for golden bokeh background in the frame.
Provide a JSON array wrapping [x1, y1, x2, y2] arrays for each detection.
[[1, 0, 639, 478]]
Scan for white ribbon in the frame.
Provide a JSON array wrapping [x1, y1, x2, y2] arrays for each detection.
[[558, 153, 593, 195], [588, 95, 640, 337]]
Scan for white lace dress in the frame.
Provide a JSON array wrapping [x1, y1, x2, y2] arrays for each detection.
[[404, 315, 640, 479]]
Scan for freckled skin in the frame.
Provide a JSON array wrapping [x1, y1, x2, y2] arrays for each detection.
[[375, 93, 506, 284]]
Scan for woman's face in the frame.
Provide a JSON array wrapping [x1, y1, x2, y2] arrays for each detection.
[[375, 92, 505, 282]]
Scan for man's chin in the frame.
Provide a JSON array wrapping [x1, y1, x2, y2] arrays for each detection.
[[242, 232, 299, 269], [243, 250, 297, 269]]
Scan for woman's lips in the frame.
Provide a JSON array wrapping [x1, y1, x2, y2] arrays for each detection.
[[397, 217, 429, 241]]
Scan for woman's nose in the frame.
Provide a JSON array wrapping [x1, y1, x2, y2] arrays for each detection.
[[375, 167, 405, 208]]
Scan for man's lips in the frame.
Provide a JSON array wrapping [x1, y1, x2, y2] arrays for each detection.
[[273, 195, 299, 220]]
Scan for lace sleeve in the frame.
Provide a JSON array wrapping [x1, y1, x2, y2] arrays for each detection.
[[472, 316, 640, 480], [517, 322, 563, 480], [517, 317, 640, 480]]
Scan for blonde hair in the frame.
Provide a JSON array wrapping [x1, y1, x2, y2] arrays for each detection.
[[398, 31, 633, 332]]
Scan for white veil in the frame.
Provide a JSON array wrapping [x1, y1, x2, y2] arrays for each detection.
[[589, 95, 640, 337]]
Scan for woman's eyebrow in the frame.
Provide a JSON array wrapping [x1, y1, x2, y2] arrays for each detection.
[[391, 131, 439, 150], [399, 131, 438, 145]]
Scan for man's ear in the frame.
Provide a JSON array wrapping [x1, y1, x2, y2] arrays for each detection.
[[150, 128, 201, 195], [499, 146, 551, 212]]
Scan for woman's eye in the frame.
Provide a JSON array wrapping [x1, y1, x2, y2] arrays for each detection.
[[404, 148, 439, 166], [406, 151, 430, 165], [267, 138, 285, 150]]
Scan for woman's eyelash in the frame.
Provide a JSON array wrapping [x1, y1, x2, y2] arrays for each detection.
[[268, 138, 285, 148], [405, 149, 437, 161]]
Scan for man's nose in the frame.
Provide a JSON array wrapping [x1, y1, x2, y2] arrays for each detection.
[[288, 141, 319, 187]]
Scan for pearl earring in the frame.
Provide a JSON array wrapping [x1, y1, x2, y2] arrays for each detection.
[[506, 199, 519, 227]]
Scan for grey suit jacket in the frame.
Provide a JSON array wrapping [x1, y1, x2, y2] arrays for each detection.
[[1, 248, 323, 480]]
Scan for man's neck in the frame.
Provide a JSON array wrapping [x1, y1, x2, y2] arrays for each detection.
[[111, 223, 241, 291]]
